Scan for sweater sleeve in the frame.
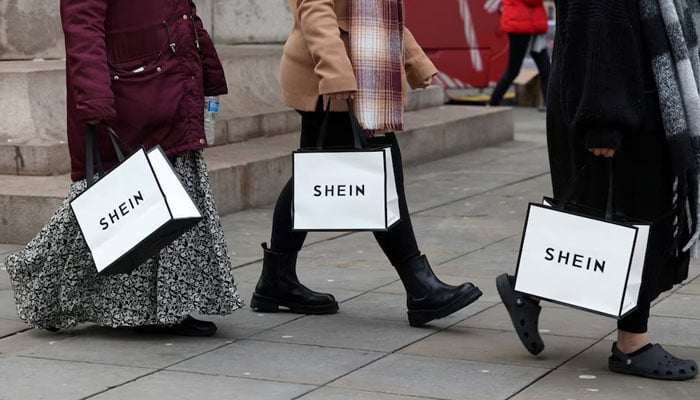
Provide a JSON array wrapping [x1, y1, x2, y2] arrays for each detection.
[[296, 0, 358, 94], [404, 27, 438, 89], [60, 0, 116, 122], [563, 1, 644, 151]]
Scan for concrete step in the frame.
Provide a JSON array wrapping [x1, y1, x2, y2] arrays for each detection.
[[0, 105, 513, 244], [0, 45, 445, 176]]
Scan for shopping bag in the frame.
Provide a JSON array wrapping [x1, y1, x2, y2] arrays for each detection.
[[292, 102, 400, 231], [514, 164, 650, 318], [70, 125, 203, 275]]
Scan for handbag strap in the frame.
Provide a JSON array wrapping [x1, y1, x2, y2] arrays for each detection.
[[85, 123, 129, 188], [315, 99, 369, 150], [557, 156, 615, 220]]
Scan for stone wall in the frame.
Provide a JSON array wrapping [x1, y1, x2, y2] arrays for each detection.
[[211, 0, 293, 45], [0, 0, 64, 60], [0, 0, 292, 61]]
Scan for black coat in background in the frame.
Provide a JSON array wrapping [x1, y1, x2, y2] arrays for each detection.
[[547, 0, 689, 308]]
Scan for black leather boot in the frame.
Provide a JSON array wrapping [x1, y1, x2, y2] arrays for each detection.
[[396, 255, 482, 327], [250, 243, 339, 314]]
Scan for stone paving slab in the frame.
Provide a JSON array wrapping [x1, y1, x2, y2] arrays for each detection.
[[298, 387, 439, 400], [400, 327, 596, 369], [338, 291, 495, 329], [0, 290, 20, 320], [17, 325, 232, 369], [677, 279, 700, 295], [249, 315, 436, 352], [459, 304, 616, 340], [91, 370, 315, 400], [651, 293, 700, 320], [330, 354, 548, 400], [643, 316, 700, 348], [0, 356, 152, 400], [0, 269, 10, 290], [432, 237, 523, 280], [170, 340, 383, 385], [0, 318, 27, 339], [510, 367, 699, 400], [560, 339, 700, 376], [0, 329, 79, 357]]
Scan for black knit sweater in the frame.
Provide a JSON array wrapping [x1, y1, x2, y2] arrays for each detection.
[[550, 0, 658, 150]]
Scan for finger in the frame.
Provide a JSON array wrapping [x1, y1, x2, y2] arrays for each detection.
[[594, 149, 602, 156]]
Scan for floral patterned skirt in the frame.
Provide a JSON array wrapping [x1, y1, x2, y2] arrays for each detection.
[[5, 150, 243, 329]]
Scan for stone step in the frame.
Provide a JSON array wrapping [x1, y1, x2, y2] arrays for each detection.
[[0, 45, 445, 176], [0, 105, 512, 244]]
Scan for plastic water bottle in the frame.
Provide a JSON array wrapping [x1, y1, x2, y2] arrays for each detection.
[[204, 96, 219, 145]]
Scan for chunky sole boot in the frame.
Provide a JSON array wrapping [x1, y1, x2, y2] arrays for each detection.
[[251, 243, 339, 315], [397, 255, 482, 327], [407, 285, 483, 327], [251, 293, 339, 314]]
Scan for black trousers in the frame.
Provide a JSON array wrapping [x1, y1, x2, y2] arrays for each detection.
[[489, 33, 551, 106], [269, 108, 421, 266]]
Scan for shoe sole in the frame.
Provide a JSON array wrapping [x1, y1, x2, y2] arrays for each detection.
[[407, 286, 483, 327], [496, 273, 544, 355], [250, 293, 339, 315], [609, 358, 698, 381], [134, 325, 217, 337]]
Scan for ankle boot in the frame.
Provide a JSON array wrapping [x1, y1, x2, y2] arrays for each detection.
[[396, 255, 482, 327], [250, 243, 339, 314]]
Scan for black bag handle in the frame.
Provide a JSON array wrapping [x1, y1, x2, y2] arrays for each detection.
[[85, 123, 130, 188], [315, 99, 369, 150], [556, 157, 615, 220]]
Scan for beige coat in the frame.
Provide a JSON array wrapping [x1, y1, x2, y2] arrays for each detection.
[[281, 0, 439, 112]]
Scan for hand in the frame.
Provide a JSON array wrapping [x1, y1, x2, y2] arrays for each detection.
[[87, 119, 101, 125], [417, 77, 432, 89], [588, 148, 616, 158], [328, 91, 356, 101]]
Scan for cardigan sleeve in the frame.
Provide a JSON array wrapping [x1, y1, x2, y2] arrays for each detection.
[[296, 0, 358, 94], [60, 0, 117, 122], [563, 1, 644, 151], [404, 27, 438, 89]]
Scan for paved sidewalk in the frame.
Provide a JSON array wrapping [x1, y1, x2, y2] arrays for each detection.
[[0, 108, 698, 400]]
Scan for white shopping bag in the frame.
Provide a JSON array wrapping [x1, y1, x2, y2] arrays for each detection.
[[70, 133, 202, 275], [293, 147, 400, 231], [515, 201, 650, 318]]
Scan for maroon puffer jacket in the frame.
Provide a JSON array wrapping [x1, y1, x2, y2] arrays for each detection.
[[500, 0, 548, 34], [61, 0, 228, 181]]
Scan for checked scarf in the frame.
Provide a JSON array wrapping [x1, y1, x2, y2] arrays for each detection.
[[640, 0, 700, 255], [349, 0, 405, 133]]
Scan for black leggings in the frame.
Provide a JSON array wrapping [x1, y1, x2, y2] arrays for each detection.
[[489, 33, 551, 106], [270, 109, 421, 267]]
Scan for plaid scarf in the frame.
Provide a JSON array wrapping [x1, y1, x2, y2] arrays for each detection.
[[349, 0, 405, 133], [640, 0, 700, 255]]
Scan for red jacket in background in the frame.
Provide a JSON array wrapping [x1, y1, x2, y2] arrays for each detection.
[[500, 0, 548, 34], [61, 0, 228, 181]]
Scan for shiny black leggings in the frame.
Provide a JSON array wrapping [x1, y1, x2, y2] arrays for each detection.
[[269, 109, 421, 266]]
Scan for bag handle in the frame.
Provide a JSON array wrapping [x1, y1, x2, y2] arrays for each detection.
[[556, 157, 615, 220], [85, 123, 130, 188], [315, 99, 369, 150]]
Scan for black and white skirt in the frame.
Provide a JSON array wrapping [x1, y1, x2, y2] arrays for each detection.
[[4, 150, 243, 329]]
